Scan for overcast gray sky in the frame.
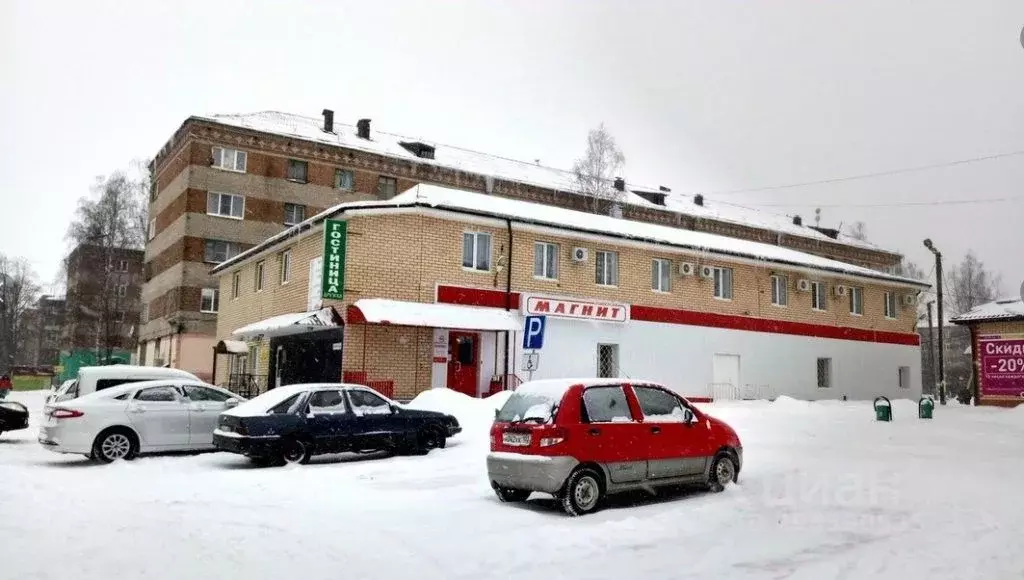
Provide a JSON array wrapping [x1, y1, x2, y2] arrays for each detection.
[[2, 0, 1022, 299]]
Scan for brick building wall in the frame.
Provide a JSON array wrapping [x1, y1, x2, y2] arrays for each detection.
[[215, 210, 919, 399]]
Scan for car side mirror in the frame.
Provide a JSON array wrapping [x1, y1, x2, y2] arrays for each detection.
[[224, 398, 240, 409], [683, 409, 695, 424], [494, 408, 500, 419], [389, 404, 400, 414]]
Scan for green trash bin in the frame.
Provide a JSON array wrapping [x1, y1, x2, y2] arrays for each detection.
[[919, 396, 934, 419], [873, 396, 892, 422]]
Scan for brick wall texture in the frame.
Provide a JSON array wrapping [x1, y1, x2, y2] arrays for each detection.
[[215, 212, 920, 400]]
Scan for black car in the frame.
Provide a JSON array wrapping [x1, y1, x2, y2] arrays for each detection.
[[0, 400, 30, 437], [213, 383, 461, 465]]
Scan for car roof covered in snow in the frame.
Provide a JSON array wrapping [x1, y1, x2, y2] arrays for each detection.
[[223, 383, 390, 417], [514, 378, 652, 400]]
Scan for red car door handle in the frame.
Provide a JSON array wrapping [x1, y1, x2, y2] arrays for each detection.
[[588, 428, 601, 436], [650, 426, 661, 434]]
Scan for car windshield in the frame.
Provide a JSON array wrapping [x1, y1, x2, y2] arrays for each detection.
[[496, 392, 560, 423]]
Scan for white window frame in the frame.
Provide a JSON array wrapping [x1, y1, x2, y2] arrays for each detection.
[[204, 240, 240, 264], [770, 274, 788, 307], [811, 281, 828, 311], [713, 267, 733, 300], [284, 203, 305, 226], [212, 146, 247, 173], [378, 176, 398, 198], [255, 261, 265, 293], [287, 159, 308, 182], [534, 242, 559, 280], [652, 258, 671, 293], [595, 250, 619, 287], [884, 292, 898, 319], [231, 272, 241, 299], [280, 250, 292, 285], [200, 288, 219, 313], [148, 219, 156, 241], [335, 169, 355, 191], [849, 287, 864, 316], [462, 232, 492, 272], [207, 192, 245, 219], [116, 259, 129, 272]]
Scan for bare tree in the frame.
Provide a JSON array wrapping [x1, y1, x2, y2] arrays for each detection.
[[0, 254, 41, 372], [847, 221, 869, 242], [64, 167, 149, 360], [897, 260, 926, 280], [946, 251, 1001, 317], [572, 124, 626, 214]]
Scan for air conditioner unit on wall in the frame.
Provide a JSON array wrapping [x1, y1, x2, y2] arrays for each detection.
[[833, 285, 848, 298], [903, 294, 917, 307], [700, 265, 714, 279], [797, 279, 812, 292], [572, 247, 589, 263], [678, 262, 696, 277]]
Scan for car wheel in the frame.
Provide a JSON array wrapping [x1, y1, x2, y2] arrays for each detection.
[[416, 425, 445, 455], [493, 485, 531, 503], [707, 452, 737, 492], [92, 429, 138, 463], [560, 467, 603, 516], [280, 439, 311, 465]]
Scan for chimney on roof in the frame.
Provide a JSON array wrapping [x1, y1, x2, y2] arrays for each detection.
[[321, 109, 334, 133], [694, 194, 704, 206], [613, 177, 625, 192], [659, 185, 671, 193], [793, 215, 803, 226], [357, 118, 371, 140]]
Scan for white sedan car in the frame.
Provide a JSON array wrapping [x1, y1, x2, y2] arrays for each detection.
[[38, 379, 245, 462]]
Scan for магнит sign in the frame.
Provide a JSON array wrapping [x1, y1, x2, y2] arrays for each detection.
[[321, 220, 347, 300], [522, 296, 629, 322], [979, 334, 1024, 397]]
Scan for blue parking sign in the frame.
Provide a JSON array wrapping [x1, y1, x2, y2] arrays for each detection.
[[523, 316, 546, 350]]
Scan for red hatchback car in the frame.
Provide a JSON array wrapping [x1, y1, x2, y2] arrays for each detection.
[[487, 378, 743, 516]]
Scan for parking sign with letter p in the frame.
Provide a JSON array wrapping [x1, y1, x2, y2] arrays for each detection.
[[523, 316, 546, 350]]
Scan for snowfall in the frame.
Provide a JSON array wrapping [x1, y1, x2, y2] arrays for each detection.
[[3, 389, 1023, 580]]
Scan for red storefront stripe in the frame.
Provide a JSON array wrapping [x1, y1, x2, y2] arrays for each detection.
[[436, 285, 919, 346]]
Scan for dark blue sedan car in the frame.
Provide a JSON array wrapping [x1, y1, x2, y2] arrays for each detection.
[[213, 383, 461, 465]]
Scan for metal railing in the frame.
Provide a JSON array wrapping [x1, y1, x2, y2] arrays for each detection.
[[706, 383, 776, 401], [227, 374, 267, 399]]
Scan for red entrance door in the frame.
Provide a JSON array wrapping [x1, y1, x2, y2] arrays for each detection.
[[447, 332, 480, 397]]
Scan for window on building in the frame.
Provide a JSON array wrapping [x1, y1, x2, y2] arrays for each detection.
[[652, 258, 671, 292], [771, 275, 788, 306], [817, 358, 832, 389], [849, 287, 864, 316], [148, 219, 156, 241], [884, 292, 898, 319], [231, 272, 241, 299], [534, 242, 559, 279], [811, 281, 827, 311], [284, 203, 305, 226], [898, 366, 911, 389], [713, 267, 733, 300], [582, 385, 631, 423], [462, 232, 491, 271], [254, 261, 265, 292], [200, 288, 219, 313], [204, 240, 240, 264], [280, 250, 292, 284], [116, 284, 127, 297], [597, 343, 619, 378], [115, 311, 125, 323], [116, 259, 129, 272], [287, 159, 308, 182], [141, 303, 149, 323], [248, 344, 260, 373], [212, 147, 247, 172], [207, 192, 245, 219], [377, 176, 398, 199], [335, 169, 355, 190], [595, 251, 619, 286]]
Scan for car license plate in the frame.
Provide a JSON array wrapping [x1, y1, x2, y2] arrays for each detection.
[[502, 432, 531, 446]]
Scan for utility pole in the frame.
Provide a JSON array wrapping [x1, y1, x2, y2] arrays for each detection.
[[924, 239, 946, 405], [926, 301, 937, 395]]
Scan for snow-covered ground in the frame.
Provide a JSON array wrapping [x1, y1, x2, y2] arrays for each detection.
[[2, 389, 1023, 579]]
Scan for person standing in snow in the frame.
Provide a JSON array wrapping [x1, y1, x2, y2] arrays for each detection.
[[0, 374, 12, 400]]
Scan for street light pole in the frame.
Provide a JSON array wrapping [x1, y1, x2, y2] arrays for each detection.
[[923, 239, 946, 405], [926, 300, 937, 395]]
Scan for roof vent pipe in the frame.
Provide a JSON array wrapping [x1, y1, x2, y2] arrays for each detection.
[[613, 177, 625, 191], [694, 194, 704, 206], [322, 109, 334, 133], [793, 215, 803, 226], [357, 118, 371, 139]]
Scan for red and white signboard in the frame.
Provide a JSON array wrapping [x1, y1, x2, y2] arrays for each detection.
[[523, 296, 629, 323], [979, 334, 1024, 397]]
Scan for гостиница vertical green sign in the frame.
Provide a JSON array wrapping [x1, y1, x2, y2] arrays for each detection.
[[321, 219, 346, 300]]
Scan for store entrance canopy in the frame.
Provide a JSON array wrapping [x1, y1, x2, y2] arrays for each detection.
[[347, 299, 519, 331], [232, 307, 342, 340]]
